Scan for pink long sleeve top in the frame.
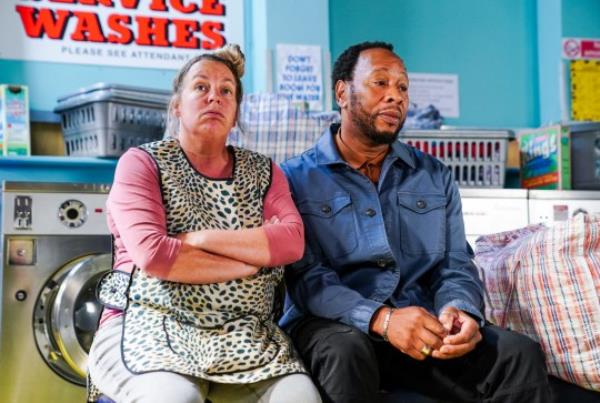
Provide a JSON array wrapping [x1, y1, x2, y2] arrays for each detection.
[[100, 146, 304, 324]]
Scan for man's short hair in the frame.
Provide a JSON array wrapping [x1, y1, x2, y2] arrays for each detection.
[[331, 41, 396, 92]]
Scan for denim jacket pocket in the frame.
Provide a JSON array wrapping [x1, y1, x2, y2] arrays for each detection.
[[298, 193, 358, 258], [397, 192, 446, 254]]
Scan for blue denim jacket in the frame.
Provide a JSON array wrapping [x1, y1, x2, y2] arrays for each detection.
[[280, 124, 484, 334]]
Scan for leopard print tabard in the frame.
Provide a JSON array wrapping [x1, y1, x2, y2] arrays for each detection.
[[98, 139, 305, 384]]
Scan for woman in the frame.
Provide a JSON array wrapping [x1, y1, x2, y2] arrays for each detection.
[[87, 44, 321, 403]]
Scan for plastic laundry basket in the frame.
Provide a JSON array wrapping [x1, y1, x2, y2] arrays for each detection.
[[54, 83, 171, 157], [400, 129, 514, 188]]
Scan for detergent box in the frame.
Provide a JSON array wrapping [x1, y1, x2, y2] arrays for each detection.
[[0, 85, 31, 156], [518, 125, 571, 189]]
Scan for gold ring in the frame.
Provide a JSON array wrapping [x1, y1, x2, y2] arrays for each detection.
[[420, 345, 432, 356]]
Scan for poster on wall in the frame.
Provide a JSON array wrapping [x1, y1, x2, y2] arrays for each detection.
[[0, 0, 244, 70], [408, 73, 459, 118], [275, 44, 323, 111], [562, 38, 600, 121], [570, 60, 600, 121]]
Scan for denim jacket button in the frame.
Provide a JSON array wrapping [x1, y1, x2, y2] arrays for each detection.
[[321, 205, 332, 214], [416, 200, 427, 209], [376, 259, 387, 268], [365, 208, 376, 217]]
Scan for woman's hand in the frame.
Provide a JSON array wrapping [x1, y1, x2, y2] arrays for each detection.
[[176, 231, 202, 246], [176, 214, 281, 247], [241, 264, 261, 277]]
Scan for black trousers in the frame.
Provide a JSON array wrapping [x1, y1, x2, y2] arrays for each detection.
[[290, 316, 552, 403]]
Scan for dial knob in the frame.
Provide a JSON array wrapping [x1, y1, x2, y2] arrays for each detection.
[[58, 199, 88, 228]]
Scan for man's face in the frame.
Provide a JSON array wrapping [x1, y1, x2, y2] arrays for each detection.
[[346, 48, 409, 145]]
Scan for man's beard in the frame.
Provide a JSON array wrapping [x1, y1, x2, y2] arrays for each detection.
[[349, 89, 404, 145]]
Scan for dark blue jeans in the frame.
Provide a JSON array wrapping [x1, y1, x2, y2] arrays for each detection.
[[290, 317, 555, 403]]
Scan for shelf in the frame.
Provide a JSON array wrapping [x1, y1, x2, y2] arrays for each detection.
[[0, 155, 117, 166], [0, 156, 117, 184], [30, 109, 61, 124]]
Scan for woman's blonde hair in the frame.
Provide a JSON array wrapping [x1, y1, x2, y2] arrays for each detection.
[[166, 44, 245, 138]]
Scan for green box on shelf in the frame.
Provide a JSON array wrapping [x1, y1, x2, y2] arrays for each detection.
[[0, 85, 30, 156], [518, 125, 571, 189]]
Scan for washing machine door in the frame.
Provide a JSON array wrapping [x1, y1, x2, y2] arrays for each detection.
[[34, 253, 112, 385]]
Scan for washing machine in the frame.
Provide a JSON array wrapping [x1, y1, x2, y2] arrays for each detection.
[[528, 189, 600, 226], [0, 181, 112, 403], [459, 188, 529, 246]]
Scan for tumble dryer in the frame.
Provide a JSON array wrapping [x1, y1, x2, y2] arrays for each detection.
[[0, 182, 111, 403]]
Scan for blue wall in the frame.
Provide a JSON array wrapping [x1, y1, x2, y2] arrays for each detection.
[[266, 1, 329, 51], [562, 0, 600, 37], [0, 61, 175, 116], [330, 0, 540, 128], [249, 0, 330, 93]]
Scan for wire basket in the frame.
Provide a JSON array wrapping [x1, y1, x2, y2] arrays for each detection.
[[54, 83, 171, 157], [400, 129, 514, 187]]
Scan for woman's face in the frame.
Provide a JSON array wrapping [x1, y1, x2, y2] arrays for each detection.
[[175, 59, 238, 141]]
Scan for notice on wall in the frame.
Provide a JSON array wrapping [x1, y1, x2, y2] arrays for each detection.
[[408, 73, 459, 118], [562, 38, 600, 60], [275, 44, 323, 111], [570, 60, 600, 121], [0, 0, 244, 70]]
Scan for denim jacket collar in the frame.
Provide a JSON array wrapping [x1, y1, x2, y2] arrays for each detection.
[[314, 123, 416, 169]]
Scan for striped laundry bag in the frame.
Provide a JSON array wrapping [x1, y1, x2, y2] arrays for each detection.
[[228, 93, 340, 163], [474, 214, 600, 391]]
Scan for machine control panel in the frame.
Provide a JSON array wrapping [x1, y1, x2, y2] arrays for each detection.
[[2, 186, 109, 236]]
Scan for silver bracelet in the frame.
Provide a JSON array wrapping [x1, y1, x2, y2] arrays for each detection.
[[382, 307, 393, 342]]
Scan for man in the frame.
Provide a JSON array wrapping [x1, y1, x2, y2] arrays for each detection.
[[280, 41, 551, 403]]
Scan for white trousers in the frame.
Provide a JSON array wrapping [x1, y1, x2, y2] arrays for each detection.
[[88, 318, 321, 403]]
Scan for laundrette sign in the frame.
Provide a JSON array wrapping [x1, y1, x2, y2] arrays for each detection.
[[0, 0, 244, 69]]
